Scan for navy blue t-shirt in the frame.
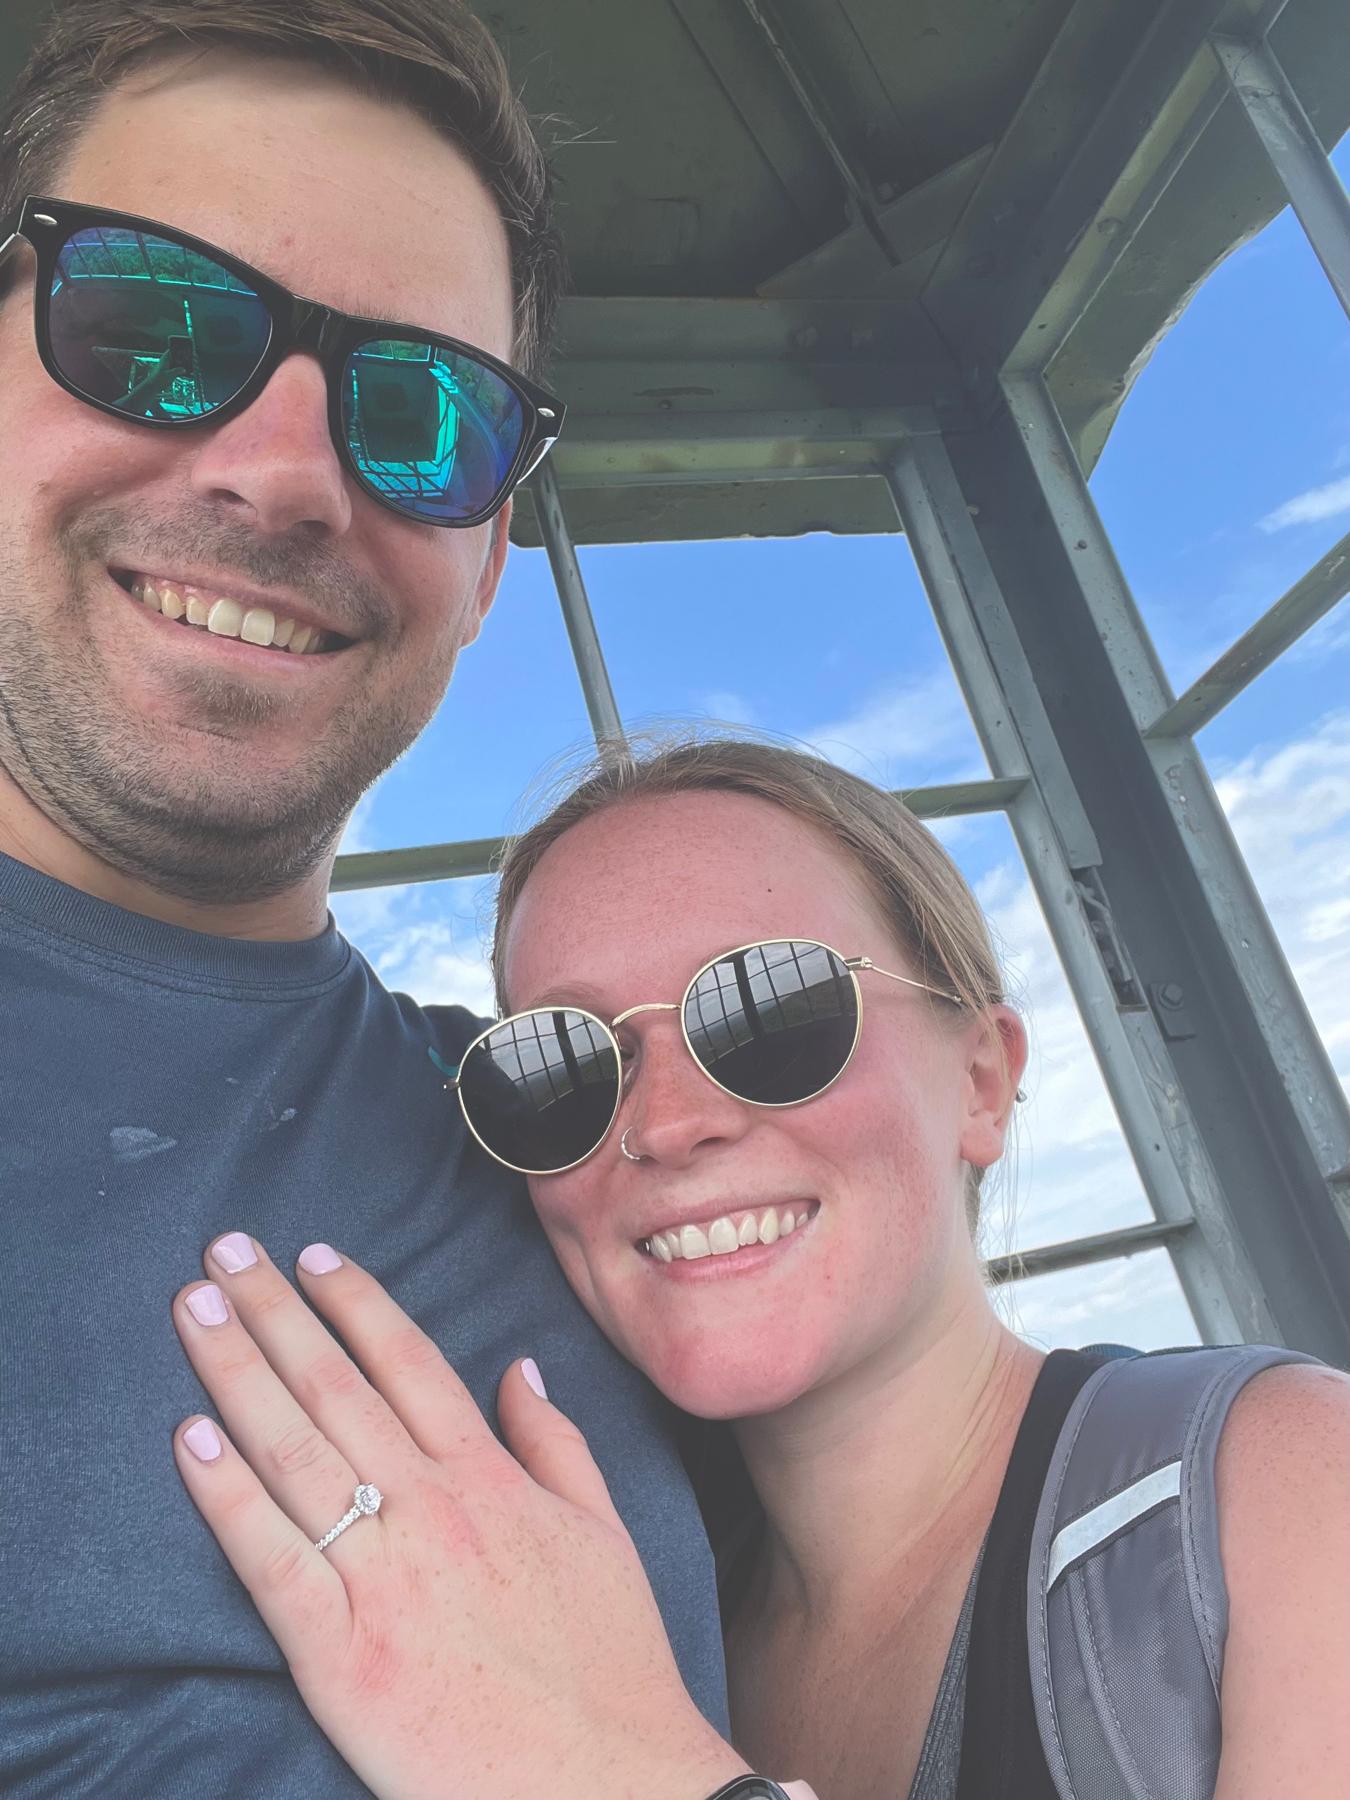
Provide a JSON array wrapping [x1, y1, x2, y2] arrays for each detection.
[[0, 851, 726, 1797]]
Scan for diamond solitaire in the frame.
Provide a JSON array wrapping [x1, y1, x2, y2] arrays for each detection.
[[314, 1482, 384, 1554]]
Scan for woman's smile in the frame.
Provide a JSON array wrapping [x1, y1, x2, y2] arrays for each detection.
[[637, 1199, 821, 1275]]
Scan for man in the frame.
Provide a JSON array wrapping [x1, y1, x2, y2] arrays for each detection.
[[0, 3, 726, 1793]]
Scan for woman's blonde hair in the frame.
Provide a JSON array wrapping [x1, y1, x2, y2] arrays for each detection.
[[492, 735, 1013, 1228]]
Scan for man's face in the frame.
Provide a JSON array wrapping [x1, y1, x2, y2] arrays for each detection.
[[0, 51, 516, 902]]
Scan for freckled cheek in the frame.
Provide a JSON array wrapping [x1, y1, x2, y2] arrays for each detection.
[[835, 1109, 950, 1263], [526, 1175, 618, 1294]]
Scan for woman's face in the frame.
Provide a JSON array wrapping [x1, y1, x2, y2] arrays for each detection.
[[502, 790, 1022, 1420]]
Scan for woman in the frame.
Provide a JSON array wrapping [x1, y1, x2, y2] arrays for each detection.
[[168, 739, 1350, 1800]]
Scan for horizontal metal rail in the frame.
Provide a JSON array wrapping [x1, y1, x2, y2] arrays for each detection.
[[985, 1217, 1196, 1286], [330, 777, 1024, 895], [1147, 526, 1350, 738], [897, 776, 1026, 818], [331, 836, 502, 894], [547, 408, 922, 491]]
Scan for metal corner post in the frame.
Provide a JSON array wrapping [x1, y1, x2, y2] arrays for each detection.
[[924, 374, 1350, 1365], [886, 429, 1250, 1347], [530, 459, 629, 761]]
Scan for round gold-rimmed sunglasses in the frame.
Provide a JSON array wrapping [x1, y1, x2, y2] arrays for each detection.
[[430, 937, 960, 1176]]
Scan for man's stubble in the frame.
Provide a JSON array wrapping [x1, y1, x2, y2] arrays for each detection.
[[0, 505, 451, 905]]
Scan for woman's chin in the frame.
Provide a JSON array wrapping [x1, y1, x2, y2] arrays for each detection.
[[637, 1341, 820, 1422]]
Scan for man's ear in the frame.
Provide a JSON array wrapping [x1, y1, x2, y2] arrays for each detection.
[[463, 502, 512, 649], [958, 1005, 1028, 1170]]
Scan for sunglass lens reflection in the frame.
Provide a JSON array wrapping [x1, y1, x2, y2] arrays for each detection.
[[48, 226, 272, 420], [459, 1009, 621, 1173], [341, 337, 526, 522], [684, 941, 859, 1104]]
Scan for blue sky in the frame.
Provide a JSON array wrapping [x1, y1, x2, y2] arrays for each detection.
[[334, 138, 1350, 1354]]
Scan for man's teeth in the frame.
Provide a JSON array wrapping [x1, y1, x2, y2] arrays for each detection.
[[644, 1204, 811, 1262], [131, 578, 325, 653]]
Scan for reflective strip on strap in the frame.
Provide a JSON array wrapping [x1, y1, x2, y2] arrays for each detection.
[[1046, 1459, 1182, 1592]]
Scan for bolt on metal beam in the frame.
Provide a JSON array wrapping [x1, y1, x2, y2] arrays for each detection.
[[1213, 33, 1350, 324], [1147, 525, 1350, 738], [530, 459, 628, 762]]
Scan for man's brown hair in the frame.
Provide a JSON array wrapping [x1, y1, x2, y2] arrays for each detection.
[[0, 0, 564, 376]]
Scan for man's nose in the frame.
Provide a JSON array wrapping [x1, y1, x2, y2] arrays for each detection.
[[188, 353, 354, 537], [622, 1021, 751, 1170]]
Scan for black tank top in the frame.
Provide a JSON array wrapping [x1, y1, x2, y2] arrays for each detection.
[[684, 1347, 1108, 1797], [955, 1349, 1107, 1800]]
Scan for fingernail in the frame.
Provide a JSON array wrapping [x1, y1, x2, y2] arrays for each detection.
[[521, 1357, 547, 1399], [211, 1231, 258, 1274], [183, 1418, 223, 1463], [298, 1242, 342, 1275], [185, 1283, 229, 1327]]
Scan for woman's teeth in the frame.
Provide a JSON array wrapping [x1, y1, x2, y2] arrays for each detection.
[[644, 1204, 812, 1262], [130, 577, 327, 654]]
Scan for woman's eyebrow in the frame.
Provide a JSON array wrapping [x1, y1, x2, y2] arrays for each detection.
[[518, 984, 613, 1015]]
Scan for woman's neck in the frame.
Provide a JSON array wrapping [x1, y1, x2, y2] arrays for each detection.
[[731, 1278, 1043, 1629]]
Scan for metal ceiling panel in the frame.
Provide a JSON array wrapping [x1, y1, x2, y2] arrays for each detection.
[[1, 0, 1346, 544]]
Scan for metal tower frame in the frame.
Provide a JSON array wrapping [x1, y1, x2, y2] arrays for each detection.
[[308, 11, 1350, 1361]]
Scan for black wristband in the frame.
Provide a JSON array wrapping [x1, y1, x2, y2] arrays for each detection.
[[702, 1781, 793, 1800]]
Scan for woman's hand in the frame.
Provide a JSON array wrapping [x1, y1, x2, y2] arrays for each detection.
[[171, 1235, 749, 1800]]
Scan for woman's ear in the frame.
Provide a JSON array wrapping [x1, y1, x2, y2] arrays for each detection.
[[958, 1005, 1027, 1169]]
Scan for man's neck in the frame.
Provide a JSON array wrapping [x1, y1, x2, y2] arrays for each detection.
[[731, 1268, 1043, 1631], [0, 775, 333, 941]]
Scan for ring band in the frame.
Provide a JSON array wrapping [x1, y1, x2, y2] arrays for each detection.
[[620, 1127, 646, 1163], [314, 1482, 383, 1553]]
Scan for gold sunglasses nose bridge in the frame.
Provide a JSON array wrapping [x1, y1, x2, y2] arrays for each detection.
[[610, 1000, 680, 1029]]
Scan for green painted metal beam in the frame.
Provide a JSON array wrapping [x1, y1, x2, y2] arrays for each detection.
[[1147, 527, 1350, 739], [329, 777, 1025, 895], [985, 1217, 1196, 1286]]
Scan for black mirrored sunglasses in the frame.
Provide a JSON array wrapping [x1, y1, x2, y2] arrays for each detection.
[[430, 938, 960, 1176], [0, 196, 565, 527]]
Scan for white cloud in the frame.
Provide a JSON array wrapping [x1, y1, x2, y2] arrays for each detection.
[[1258, 474, 1350, 533], [695, 690, 759, 727], [800, 668, 983, 788], [1211, 710, 1350, 1079], [367, 919, 496, 1016], [329, 796, 417, 938], [337, 791, 379, 856], [330, 790, 498, 1020], [997, 1250, 1199, 1351]]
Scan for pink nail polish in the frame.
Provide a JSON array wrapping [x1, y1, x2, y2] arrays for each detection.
[[521, 1358, 547, 1400], [298, 1242, 342, 1275], [183, 1418, 223, 1463], [211, 1232, 257, 1274], [185, 1284, 228, 1327]]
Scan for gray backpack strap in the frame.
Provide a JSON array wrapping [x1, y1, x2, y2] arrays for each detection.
[[1027, 1345, 1316, 1800]]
